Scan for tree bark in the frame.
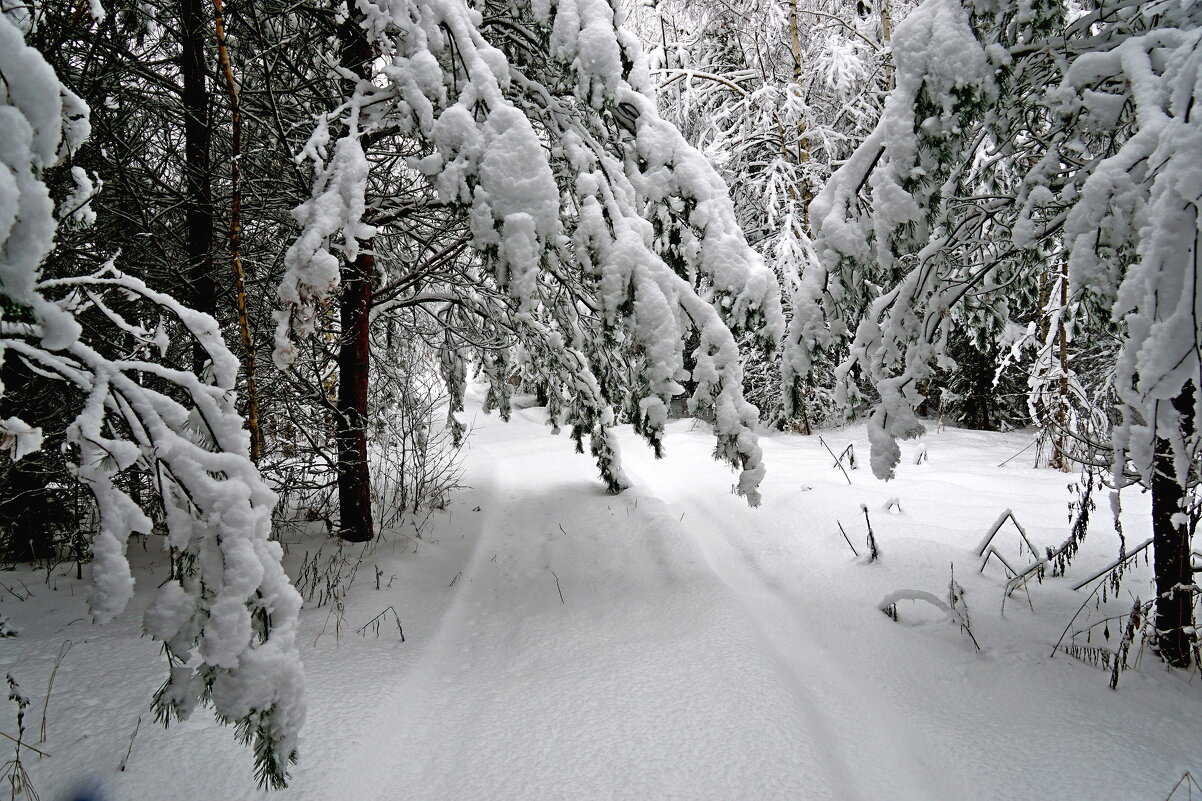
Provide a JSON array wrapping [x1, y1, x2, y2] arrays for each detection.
[[334, 14, 376, 542], [1152, 390, 1197, 668], [1051, 262, 1071, 471], [179, 0, 216, 374], [336, 248, 375, 542], [212, 0, 262, 463], [786, 0, 812, 230], [880, 0, 895, 90]]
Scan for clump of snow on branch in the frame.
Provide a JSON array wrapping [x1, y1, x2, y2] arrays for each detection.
[[1063, 15, 1202, 488]]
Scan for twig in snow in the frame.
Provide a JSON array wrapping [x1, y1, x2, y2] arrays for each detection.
[[819, 437, 852, 484], [996, 438, 1038, 468], [119, 715, 141, 771], [879, 588, 979, 650], [356, 606, 405, 642], [976, 510, 1037, 562], [1051, 552, 1152, 660], [837, 521, 859, 557], [840, 443, 857, 470], [449, 571, 462, 588], [0, 583, 28, 602], [1071, 538, 1153, 591], [1165, 771, 1202, 800], [947, 565, 981, 651], [861, 504, 880, 561], [550, 570, 564, 604], [4, 674, 38, 800], [39, 641, 70, 744], [977, 511, 1041, 594], [558, 523, 568, 537], [1110, 598, 1143, 690], [0, 731, 49, 758]]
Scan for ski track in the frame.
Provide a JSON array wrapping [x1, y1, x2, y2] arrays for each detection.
[[327, 414, 873, 800], [331, 411, 948, 801], [621, 466, 947, 801]]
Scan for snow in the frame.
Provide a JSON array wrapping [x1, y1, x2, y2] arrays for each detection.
[[0, 416, 42, 461], [275, 132, 373, 369], [7, 393, 1199, 800]]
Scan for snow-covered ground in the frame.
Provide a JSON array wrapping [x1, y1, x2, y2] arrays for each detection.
[[4, 398, 1200, 801]]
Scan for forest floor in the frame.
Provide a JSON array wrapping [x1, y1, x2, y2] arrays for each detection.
[[5, 393, 1202, 800]]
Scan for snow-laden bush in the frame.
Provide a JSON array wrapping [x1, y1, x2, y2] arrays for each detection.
[[799, 0, 1202, 667], [275, 0, 785, 505], [0, 11, 303, 787]]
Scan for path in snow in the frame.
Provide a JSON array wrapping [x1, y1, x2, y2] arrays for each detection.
[[12, 402, 1202, 801], [333, 411, 871, 800], [291, 405, 1199, 801], [620, 460, 944, 801]]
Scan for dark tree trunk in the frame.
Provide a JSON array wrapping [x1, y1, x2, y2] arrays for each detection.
[[1152, 389, 1197, 668], [336, 249, 375, 542], [333, 13, 376, 542], [179, 0, 216, 373]]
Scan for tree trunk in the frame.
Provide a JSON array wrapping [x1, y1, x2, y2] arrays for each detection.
[[880, 0, 895, 90], [786, 0, 812, 230], [332, 13, 376, 542], [212, 0, 262, 463], [179, 0, 216, 374], [1051, 262, 1071, 471], [336, 249, 375, 542], [1152, 390, 1196, 668], [786, 375, 812, 435]]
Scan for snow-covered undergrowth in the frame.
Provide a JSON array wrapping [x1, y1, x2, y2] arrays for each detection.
[[4, 397, 1199, 800]]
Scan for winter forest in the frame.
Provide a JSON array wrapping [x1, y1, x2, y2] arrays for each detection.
[[1, 0, 1201, 797]]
